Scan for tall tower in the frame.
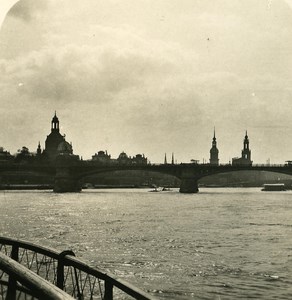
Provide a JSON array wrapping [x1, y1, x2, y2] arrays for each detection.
[[44, 112, 65, 160], [209, 128, 219, 166], [241, 130, 251, 161], [232, 130, 252, 166]]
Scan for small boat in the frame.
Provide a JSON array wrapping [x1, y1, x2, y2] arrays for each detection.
[[261, 183, 286, 191], [149, 187, 160, 192], [161, 187, 172, 191]]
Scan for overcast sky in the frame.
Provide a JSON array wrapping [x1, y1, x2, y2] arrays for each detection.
[[1, 0, 292, 163]]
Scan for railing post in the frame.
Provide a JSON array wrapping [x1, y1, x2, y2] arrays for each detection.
[[6, 244, 19, 300], [57, 260, 65, 290], [104, 281, 113, 300], [57, 250, 75, 290]]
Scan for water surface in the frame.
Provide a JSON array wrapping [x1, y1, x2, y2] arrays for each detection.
[[0, 188, 292, 299]]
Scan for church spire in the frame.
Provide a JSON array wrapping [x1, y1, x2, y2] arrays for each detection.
[[243, 130, 249, 151], [164, 153, 167, 164], [212, 127, 217, 147], [210, 128, 219, 166], [37, 142, 41, 155], [171, 153, 174, 164]]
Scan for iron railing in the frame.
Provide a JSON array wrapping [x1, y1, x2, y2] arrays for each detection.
[[0, 251, 73, 299], [0, 237, 156, 300]]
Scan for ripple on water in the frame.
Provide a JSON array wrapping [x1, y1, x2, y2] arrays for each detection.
[[1, 188, 292, 299]]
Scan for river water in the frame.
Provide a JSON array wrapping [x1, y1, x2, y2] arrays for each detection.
[[0, 188, 292, 299]]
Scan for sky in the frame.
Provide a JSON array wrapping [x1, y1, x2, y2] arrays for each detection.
[[1, 0, 292, 164]]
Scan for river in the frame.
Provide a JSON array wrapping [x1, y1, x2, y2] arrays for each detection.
[[0, 188, 292, 299]]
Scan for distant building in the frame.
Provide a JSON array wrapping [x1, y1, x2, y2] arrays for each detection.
[[191, 159, 200, 164], [91, 151, 147, 165], [209, 128, 219, 166], [117, 152, 131, 165], [92, 150, 111, 164], [0, 147, 13, 162], [232, 131, 252, 166], [132, 154, 147, 165]]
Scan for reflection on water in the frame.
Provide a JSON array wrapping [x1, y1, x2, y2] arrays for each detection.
[[1, 188, 292, 299]]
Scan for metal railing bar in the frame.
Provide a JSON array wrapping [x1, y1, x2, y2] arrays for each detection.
[[73, 268, 82, 300], [62, 256, 153, 299], [105, 276, 154, 300], [0, 252, 74, 300], [0, 279, 8, 286], [0, 279, 36, 297], [0, 237, 60, 260], [62, 256, 107, 281]]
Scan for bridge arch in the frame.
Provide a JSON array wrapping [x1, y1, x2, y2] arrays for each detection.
[[198, 169, 292, 188], [75, 168, 181, 188], [53, 163, 183, 192], [0, 170, 54, 188]]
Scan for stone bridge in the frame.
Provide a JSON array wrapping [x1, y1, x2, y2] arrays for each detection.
[[53, 157, 292, 193], [1, 158, 292, 193]]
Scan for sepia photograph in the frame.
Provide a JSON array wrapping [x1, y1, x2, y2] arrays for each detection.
[[0, 0, 292, 299]]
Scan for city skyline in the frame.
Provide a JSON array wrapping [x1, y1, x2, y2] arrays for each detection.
[[0, 111, 274, 165], [1, 1, 292, 164]]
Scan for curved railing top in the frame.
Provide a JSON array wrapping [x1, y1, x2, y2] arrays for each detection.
[[0, 236, 157, 300]]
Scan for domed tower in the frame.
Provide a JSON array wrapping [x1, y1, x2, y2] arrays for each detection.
[[57, 141, 73, 155], [44, 112, 65, 160], [209, 128, 219, 166]]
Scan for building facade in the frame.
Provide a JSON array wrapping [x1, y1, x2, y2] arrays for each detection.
[[92, 150, 111, 164], [91, 151, 147, 165], [132, 154, 147, 165]]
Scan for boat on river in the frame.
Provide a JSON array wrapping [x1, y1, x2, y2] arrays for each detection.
[[149, 187, 172, 192], [261, 183, 286, 191]]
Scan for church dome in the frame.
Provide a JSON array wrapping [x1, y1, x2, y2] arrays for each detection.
[[118, 151, 128, 159], [57, 141, 73, 154]]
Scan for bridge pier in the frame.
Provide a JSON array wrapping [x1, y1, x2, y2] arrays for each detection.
[[53, 154, 82, 193], [179, 178, 199, 193], [54, 177, 81, 193], [54, 168, 81, 193]]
